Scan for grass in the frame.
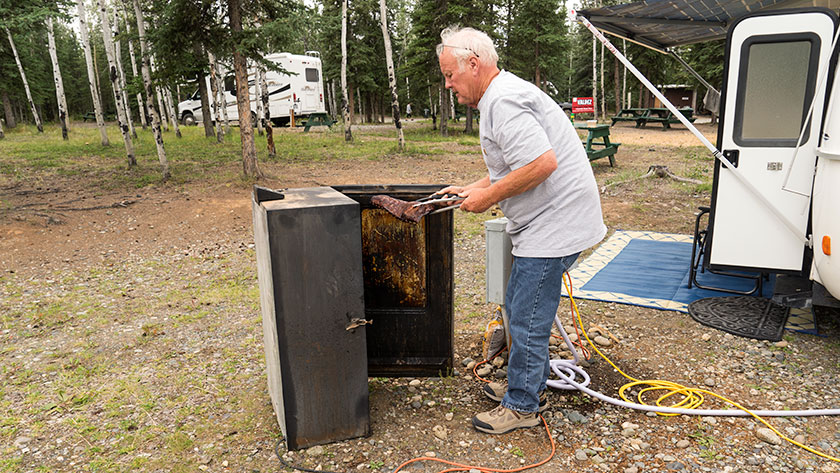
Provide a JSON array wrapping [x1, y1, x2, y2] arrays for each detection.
[[0, 121, 451, 191]]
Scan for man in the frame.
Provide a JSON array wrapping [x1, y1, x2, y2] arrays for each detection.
[[436, 26, 606, 434]]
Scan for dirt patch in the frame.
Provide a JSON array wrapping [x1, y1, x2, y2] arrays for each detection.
[[3, 121, 840, 472]]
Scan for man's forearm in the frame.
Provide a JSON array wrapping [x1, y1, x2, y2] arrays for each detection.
[[465, 176, 491, 190], [459, 150, 557, 213]]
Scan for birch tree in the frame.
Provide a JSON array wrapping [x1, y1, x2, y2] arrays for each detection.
[[208, 50, 224, 143], [164, 86, 181, 138], [124, 14, 146, 130], [254, 63, 264, 136], [259, 67, 275, 157], [592, 37, 597, 121], [97, 0, 135, 166], [218, 62, 230, 135], [378, 0, 404, 149], [156, 86, 168, 131], [112, 9, 136, 139], [228, 0, 260, 177], [5, 27, 43, 133], [132, 0, 168, 179], [341, 0, 352, 142], [0, 111, 4, 138], [77, 0, 109, 145], [46, 17, 69, 140]]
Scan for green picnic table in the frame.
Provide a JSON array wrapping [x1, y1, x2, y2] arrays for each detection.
[[610, 108, 648, 126], [611, 107, 696, 129], [574, 123, 619, 166], [302, 112, 335, 132]]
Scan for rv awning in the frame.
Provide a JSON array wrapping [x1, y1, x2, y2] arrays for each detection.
[[577, 0, 840, 53]]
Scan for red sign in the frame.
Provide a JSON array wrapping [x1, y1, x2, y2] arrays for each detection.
[[572, 97, 594, 113]]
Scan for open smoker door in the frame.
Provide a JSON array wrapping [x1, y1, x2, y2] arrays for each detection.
[[708, 9, 837, 274]]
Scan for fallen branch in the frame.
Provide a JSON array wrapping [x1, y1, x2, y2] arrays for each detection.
[[0, 199, 136, 213], [602, 165, 702, 193]]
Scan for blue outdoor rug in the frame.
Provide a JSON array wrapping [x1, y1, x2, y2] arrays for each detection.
[[561, 230, 818, 334]]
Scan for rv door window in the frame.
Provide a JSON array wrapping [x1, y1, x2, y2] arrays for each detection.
[[305, 68, 319, 82], [734, 34, 819, 146], [224, 75, 236, 96]]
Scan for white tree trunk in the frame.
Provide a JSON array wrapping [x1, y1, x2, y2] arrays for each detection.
[[259, 67, 275, 157], [164, 87, 181, 138], [208, 51, 224, 142], [341, 0, 352, 141], [0, 112, 4, 138], [132, 0, 168, 179], [124, 14, 146, 130], [156, 87, 168, 131], [47, 17, 69, 140], [148, 53, 169, 132], [97, 0, 135, 166], [330, 80, 338, 119], [379, 0, 404, 149], [592, 37, 598, 121], [600, 42, 605, 120], [77, 0, 109, 145], [622, 39, 627, 110], [255, 63, 264, 136], [220, 64, 230, 135], [5, 27, 44, 133], [112, 9, 136, 139]]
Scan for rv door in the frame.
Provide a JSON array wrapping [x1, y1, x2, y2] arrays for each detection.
[[302, 66, 320, 112], [708, 9, 837, 274]]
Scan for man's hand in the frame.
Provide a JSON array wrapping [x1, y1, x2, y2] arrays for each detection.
[[436, 185, 465, 196], [458, 187, 494, 213]]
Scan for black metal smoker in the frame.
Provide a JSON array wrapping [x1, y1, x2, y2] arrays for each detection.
[[252, 185, 454, 450]]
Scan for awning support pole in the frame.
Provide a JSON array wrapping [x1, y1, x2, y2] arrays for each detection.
[[574, 11, 808, 246], [667, 49, 718, 95]]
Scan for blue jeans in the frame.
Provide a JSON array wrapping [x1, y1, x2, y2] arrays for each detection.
[[501, 253, 580, 413]]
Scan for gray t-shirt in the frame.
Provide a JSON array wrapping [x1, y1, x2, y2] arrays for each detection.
[[477, 70, 606, 257]]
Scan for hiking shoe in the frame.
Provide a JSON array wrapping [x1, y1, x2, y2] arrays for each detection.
[[483, 382, 549, 412], [472, 404, 540, 434]]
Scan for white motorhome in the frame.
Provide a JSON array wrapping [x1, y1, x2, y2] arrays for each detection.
[[178, 51, 326, 127]]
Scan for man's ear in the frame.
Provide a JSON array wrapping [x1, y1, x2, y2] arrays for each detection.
[[469, 57, 479, 73]]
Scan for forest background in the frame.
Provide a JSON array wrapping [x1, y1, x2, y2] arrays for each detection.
[[0, 0, 724, 171]]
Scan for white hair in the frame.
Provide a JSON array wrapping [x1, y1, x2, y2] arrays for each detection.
[[436, 26, 498, 69]]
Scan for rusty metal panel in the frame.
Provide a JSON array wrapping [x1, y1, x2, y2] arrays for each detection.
[[334, 185, 454, 377], [253, 187, 370, 450], [361, 208, 427, 307]]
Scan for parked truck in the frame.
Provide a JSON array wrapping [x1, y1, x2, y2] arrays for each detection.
[[178, 51, 326, 127]]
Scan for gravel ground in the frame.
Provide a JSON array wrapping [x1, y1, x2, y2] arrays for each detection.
[[3, 121, 840, 472]]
